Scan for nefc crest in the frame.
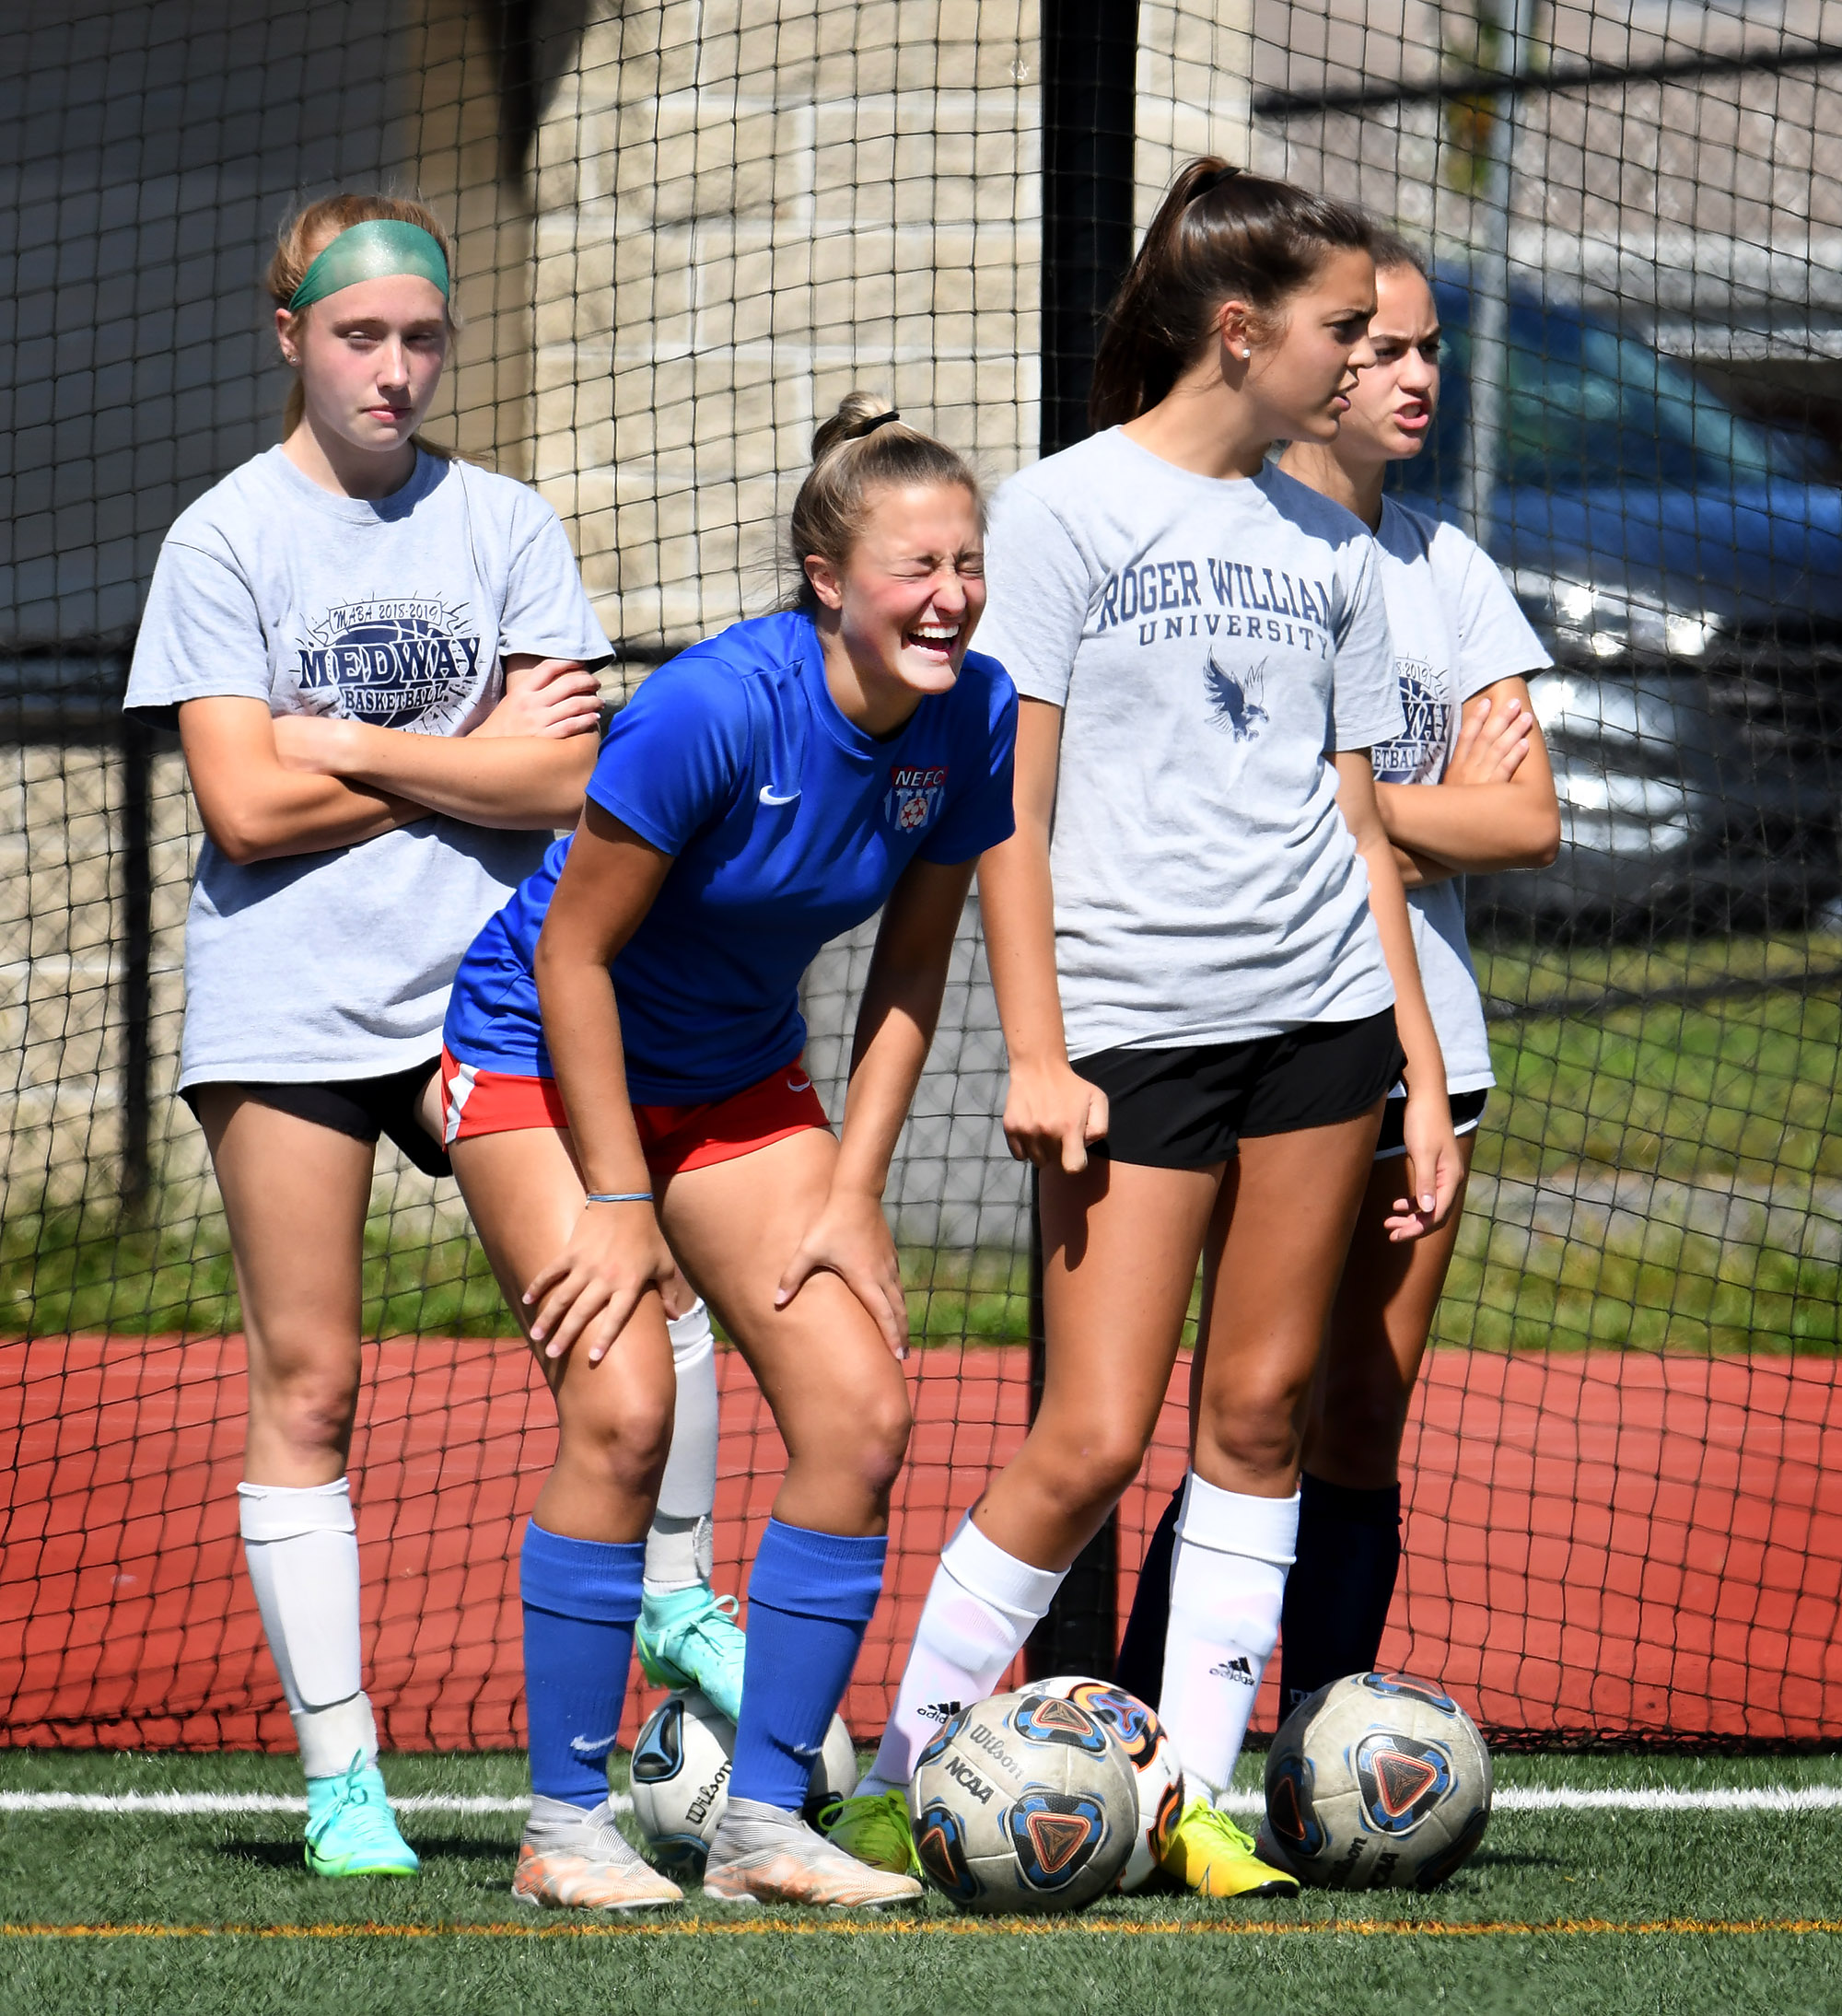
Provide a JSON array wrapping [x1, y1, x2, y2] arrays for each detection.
[[884, 762, 948, 834]]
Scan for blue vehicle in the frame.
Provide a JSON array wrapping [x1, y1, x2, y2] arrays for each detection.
[[1393, 277, 1842, 933]]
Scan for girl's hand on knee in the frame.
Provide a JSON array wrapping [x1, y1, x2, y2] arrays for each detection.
[[774, 1187, 911, 1360], [1384, 1095, 1465, 1241], [1002, 1060, 1109, 1172], [522, 1201, 678, 1364]]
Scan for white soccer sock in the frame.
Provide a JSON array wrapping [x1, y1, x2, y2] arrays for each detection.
[[645, 1299, 719, 1595], [238, 1477, 376, 1780], [1157, 1474, 1299, 1802], [857, 1518, 1065, 1796]]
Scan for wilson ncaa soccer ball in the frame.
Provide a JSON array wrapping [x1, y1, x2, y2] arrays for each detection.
[[1035, 1674, 1184, 1893], [907, 1685, 1138, 1913], [627, 1689, 857, 1879], [1263, 1671, 1493, 1891]]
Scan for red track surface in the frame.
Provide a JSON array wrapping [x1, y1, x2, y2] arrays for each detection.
[[4, 1339, 1839, 1748]]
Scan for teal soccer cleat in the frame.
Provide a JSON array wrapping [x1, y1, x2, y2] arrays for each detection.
[[635, 1585, 747, 1722], [303, 1755, 421, 1879]]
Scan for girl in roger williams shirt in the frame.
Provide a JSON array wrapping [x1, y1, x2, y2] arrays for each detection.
[[829, 161, 1466, 1901], [1113, 233, 1560, 1865]]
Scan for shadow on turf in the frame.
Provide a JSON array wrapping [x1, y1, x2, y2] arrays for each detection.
[[216, 1835, 510, 1870]]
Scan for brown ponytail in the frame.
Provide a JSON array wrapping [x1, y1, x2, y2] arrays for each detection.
[[267, 192, 459, 448], [1089, 159, 1375, 429], [787, 392, 984, 614]]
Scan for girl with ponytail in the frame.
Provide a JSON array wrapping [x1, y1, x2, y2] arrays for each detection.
[[833, 163, 1463, 1899], [1113, 235, 1560, 1826], [439, 394, 1018, 1909]]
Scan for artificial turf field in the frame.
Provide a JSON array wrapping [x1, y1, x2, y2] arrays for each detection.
[[3, 1751, 1840, 2015]]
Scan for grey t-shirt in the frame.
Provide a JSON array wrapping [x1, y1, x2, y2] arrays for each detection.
[[1371, 498, 1553, 1094], [974, 429, 1405, 1055], [125, 446, 610, 1089]]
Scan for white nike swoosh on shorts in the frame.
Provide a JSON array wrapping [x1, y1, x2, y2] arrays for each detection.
[[759, 786, 800, 805], [786, 1073, 812, 1092]]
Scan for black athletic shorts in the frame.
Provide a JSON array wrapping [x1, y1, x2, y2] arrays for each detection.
[[182, 1057, 451, 1178], [1071, 1007, 1405, 1171], [1373, 1087, 1489, 1161]]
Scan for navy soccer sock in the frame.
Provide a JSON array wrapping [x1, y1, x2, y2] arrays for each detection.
[[1276, 1472, 1403, 1716], [520, 1521, 645, 1809], [1113, 1480, 1183, 1709], [729, 1519, 886, 1811]]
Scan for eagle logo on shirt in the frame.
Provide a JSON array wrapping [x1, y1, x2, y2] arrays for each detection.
[[1204, 654, 1269, 743], [885, 763, 948, 834]]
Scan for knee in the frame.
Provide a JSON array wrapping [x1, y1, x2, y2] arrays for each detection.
[[844, 1386, 914, 1501], [1194, 1377, 1310, 1486], [251, 1360, 359, 1459], [1027, 1414, 1149, 1524], [558, 1385, 674, 1497]]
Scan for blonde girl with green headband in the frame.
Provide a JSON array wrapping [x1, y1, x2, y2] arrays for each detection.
[[123, 193, 740, 1880]]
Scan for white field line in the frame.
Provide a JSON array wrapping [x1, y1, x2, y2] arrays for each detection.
[[1, 1788, 1837, 1818], [0, 1791, 632, 1817], [1216, 1787, 1842, 1816]]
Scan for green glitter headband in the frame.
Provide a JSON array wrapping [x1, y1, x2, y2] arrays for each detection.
[[287, 220, 451, 312]]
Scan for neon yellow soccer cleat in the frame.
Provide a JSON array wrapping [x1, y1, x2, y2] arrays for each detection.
[[1158, 1797, 1300, 1900], [303, 1756, 421, 1879], [814, 1788, 920, 1877], [635, 1585, 746, 1722]]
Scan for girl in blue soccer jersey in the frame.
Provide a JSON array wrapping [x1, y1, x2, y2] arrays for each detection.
[[1113, 236, 1561, 1804], [836, 166, 1467, 1901], [123, 192, 739, 1882], [439, 394, 1018, 1911]]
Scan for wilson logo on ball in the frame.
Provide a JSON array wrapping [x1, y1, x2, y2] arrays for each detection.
[[1013, 1694, 1109, 1754], [1007, 1789, 1106, 1888], [1355, 1733, 1452, 1835]]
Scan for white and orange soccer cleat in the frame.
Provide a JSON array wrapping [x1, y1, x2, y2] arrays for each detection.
[[703, 1798, 923, 1909], [511, 1795, 683, 1911]]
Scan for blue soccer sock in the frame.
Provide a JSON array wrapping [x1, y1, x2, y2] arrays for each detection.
[[729, 1519, 886, 1811], [520, 1520, 645, 1809], [1277, 1473, 1402, 1716]]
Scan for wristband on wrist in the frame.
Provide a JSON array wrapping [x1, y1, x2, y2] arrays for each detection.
[[583, 1190, 653, 1204]]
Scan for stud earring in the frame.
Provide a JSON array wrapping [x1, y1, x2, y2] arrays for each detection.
[[1241, 348, 1252, 361]]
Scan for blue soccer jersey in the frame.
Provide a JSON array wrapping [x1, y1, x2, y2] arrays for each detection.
[[444, 610, 1018, 1103]]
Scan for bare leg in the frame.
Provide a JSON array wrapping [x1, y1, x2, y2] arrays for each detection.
[[197, 1089, 373, 1486], [448, 1125, 676, 1542], [661, 1127, 913, 1536], [1160, 1107, 1382, 1797], [973, 1157, 1222, 1568]]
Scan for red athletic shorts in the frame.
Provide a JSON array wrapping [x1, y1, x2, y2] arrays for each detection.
[[437, 1048, 830, 1178]]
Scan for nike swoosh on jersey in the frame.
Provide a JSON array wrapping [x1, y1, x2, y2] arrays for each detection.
[[759, 786, 800, 805]]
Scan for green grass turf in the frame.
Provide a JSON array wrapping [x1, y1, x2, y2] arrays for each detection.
[[3, 1751, 1841, 2015]]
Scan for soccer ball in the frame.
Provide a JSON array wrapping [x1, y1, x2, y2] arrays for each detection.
[[626, 1689, 857, 1879], [906, 1685, 1138, 1913], [1035, 1674, 1184, 1893], [1262, 1671, 1493, 1891]]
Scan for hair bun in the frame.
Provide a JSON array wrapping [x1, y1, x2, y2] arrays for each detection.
[[812, 391, 900, 460]]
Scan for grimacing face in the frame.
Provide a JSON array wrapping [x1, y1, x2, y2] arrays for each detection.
[[807, 480, 986, 703], [1339, 262, 1442, 466], [277, 270, 450, 457]]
